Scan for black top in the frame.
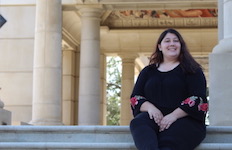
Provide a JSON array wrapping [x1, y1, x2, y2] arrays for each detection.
[[130, 64, 208, 123]]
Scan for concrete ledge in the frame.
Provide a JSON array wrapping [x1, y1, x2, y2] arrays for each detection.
[[1, 126, 232, 143], [1, 125, 232, 133], [0, 142, 232, 150], [0, 142, 135, 149], [0, 125, 130, 132], [206, 126, 232, 133], [196, 143, 232, 150], [0, 126, 232, 150]]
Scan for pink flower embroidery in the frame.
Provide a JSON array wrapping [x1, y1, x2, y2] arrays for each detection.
[[182, 98, 190, 105], [198, 103, 208, 112], [181, 96, 197, 107], [130, 95, 145, 109], [188, 100, 195, 107], [181, 96, 208, 113], [130, 97, 138, 108]]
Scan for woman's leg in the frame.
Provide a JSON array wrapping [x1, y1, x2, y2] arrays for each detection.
[[160, 148, 172, 150], [130, 112, 160, 150], [158, 117, 206, 150]]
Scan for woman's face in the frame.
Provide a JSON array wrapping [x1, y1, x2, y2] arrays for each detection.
[[158, 33, 181, 61]]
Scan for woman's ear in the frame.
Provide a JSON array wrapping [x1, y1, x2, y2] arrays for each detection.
[[158, 44, 162, 51]]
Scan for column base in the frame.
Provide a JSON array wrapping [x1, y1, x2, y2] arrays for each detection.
[[29, 120, 64, 126], [213, 37, 232, 53]]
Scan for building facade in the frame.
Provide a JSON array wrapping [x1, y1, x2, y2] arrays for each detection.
[[0, 0, 231, 126]]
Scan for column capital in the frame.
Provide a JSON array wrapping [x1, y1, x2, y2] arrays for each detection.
[[78, 5, 103, 18], [118, 52, 139, 60]]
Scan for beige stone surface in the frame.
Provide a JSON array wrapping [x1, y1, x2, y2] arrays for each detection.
[[101, 28, 217, 55], [0, 108, 11, 125], [0, 6, 35, 124], [209, 53, 232, 125], [62, 99, 76, 125], [0, 73, 32, 105], [63, 76, 76, 100], [63, 50, 76, 75], [4, 105, 31, 124], [0, 6, 35, 38], [0, 39, 34, 71]]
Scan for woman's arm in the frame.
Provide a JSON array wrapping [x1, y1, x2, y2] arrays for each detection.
[[140, 101, 163, 125], [179, 68, 208, 121], [130, 66, 150, 117]]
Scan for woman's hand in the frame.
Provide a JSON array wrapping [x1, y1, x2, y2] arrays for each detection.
[[159, 114, 177, 132], [140, 101, 163, 125], [159, 108, 188, 132]]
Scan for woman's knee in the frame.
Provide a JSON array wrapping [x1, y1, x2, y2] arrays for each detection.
[[130, 112, 150, 128], [130, 112, 159, 131]]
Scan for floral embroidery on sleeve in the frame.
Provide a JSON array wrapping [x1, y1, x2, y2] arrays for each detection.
[[181, 96, 197, 107], [181, 96, 208, 114], [198, 100, 208, 112], [130, 95, 146, 109]]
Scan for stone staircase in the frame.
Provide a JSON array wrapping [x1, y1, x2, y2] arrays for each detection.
[[0, 125, 232, 150]]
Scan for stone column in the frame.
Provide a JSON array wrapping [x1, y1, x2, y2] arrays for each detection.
[[218, 0, 224, 41], [100, 53, 107, 125], [78, 7, 103, 125], [120, 54, 138, 125], [62, 49, 76, 125], [30, 0, 63, 125], [209, 0, 232, 125]]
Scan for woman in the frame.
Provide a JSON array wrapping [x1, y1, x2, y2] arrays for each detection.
[[130, 28, 208, 150]]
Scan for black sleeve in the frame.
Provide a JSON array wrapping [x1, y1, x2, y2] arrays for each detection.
[[179, 68, 208, 122], [130, 66, 149, 117]]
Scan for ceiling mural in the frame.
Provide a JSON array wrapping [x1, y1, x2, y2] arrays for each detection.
[[102, 9, 218, 28]]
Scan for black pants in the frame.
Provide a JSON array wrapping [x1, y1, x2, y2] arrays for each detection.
[[130, 112, 206, 150]]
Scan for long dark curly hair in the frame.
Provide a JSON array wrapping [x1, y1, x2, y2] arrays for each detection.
[[149, 28, 201, 74]]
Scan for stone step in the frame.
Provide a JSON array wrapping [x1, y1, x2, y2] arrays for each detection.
[[0, 126, 132, 143], [0, 126, 231, 150], [196, 143, 232, 150], [0, 142, 232, 150], [0, 142, 135, 150]]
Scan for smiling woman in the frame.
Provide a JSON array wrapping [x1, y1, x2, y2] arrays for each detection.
[[129, 28, 208, 150], [157, 32, 181, 68]]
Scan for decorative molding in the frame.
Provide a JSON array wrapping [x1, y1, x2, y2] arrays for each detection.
[[103, 2, 217, 10], [101, 10, 113, 24], [101, 9, 218, 28], [62, 28, 80, 50], [62, 1, 217, 11], [83, 0, 99, 3], [103, 17, 217, 28]]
